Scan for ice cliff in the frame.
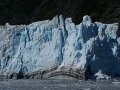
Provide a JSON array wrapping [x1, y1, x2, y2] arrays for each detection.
[[0, 15, 120, 79]]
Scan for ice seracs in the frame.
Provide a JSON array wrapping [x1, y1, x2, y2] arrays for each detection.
[[95, 70, 111, 80], [82, 15, 92, 27], [0, 15, 120, 79]]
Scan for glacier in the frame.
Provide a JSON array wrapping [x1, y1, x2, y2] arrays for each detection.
[[0, 15, 120, 79]]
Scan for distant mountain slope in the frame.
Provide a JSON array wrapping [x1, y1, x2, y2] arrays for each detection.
[[0, 0, 120, 36], [0, 0, 117, 22]]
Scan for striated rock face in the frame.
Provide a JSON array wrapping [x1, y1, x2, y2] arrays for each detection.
[[0, 15, 120, 79]]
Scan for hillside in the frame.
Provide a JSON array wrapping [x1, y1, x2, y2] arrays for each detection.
[[0, 0, 120, 36]]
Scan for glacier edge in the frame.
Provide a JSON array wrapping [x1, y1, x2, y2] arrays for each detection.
[[0, 15, 120, 79]]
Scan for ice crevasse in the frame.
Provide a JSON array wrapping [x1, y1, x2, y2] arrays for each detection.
[[0, 15, 120, 78]]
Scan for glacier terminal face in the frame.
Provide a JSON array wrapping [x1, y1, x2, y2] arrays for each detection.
[[0, 15, 120, 79]]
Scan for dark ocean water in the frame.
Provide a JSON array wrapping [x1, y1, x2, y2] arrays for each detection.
[[0, 79, 120, 90]]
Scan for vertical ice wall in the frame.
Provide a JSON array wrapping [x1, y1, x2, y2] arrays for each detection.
[[0, 15, 120, 78]]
